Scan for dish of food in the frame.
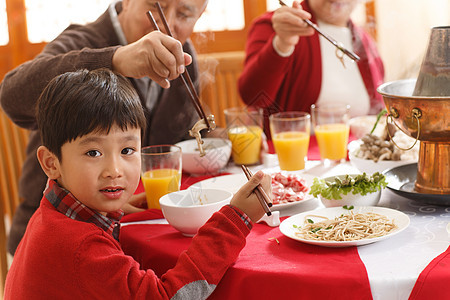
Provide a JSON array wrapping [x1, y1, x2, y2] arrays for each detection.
[[279, 206, 410, 247], [190, 171, 316, 209], [310, 173, 386, 207], [348, 140, 417, 174]]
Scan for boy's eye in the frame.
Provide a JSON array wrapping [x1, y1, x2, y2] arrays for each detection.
[[121, 147, 135, 155], [86, 150, 101, 157]]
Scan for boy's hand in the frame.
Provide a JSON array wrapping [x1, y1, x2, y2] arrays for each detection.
[[230, 171, 272, 223], [112, 31, 192, 88], [122, 192, 147, 214]]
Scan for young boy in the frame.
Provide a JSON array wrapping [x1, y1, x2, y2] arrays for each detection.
[[4, 69, 271, 299]]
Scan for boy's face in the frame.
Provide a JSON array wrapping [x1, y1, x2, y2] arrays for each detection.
[[42, 125, 142, 215]]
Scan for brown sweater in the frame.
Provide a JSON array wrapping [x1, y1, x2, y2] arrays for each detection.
[[0, 7, 199, 255]]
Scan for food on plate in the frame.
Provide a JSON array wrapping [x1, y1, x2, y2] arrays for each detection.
[[271, 172, 309, 205], [352, 109, 419, 162], [294, 210, 397, 241], [355, 132, 419, 162], [357, 134, 402, 161], [310, 173, 387, 200]]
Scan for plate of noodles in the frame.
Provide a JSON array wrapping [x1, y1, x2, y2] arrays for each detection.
[[279, 206, 410, 247]]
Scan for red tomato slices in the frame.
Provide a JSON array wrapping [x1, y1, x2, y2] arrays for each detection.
[[271, 172, 310, 205]]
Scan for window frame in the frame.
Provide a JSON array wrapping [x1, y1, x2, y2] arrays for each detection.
[[1, 0, 376, 79]]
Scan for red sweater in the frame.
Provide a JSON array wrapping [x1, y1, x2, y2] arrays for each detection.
[[5, 200, 250, 299], [238, 0, 384, 137]]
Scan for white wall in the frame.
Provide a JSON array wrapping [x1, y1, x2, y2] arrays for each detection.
[[376, 0, 450, 82]]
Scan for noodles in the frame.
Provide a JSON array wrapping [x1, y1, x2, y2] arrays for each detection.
[[295, 211, 397, 241]]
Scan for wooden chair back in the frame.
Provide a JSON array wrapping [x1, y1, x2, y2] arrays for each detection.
[[0, 108, 28, 293], [198, 51, 246, 128]]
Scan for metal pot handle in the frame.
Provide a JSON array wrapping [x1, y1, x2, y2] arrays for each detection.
[[386, 108, 421, 151]]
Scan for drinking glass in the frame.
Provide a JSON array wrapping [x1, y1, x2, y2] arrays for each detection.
[[224, 107, 263, 165], [141, 145, 182, 209], [270, 111, 311, 171], [311, 103, 350, 163]]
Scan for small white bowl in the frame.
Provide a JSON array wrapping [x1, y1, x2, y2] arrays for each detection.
[[318, 174, 382, 208], [348, 140, 417, 174], [176, 138, 231, 176], [349, 115, 386, 139], [159, 188, 232, 236]]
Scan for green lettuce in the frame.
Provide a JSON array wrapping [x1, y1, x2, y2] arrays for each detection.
[[309, 173, 388, 200]]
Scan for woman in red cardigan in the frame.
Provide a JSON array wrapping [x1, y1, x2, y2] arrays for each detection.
[[238, 0, 384, 137]]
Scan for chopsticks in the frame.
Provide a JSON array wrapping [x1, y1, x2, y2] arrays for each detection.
[[278, 0, 360, 62], [241, 165, 272, 216], [146, 3, 211, 131]]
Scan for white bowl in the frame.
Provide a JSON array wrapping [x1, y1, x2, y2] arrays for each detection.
[[159, 188, 232, 236], [176, 138, 231, 176], [318, 175, 382, 208], [349, 115, 386, 139], [348, 140, 417, 174]]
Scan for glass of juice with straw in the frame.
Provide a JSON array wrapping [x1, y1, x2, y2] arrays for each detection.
[[311, 103, 350, 164], [270, 111, 311, 171], [224, 107, 263, 165], [141, 145, 182, 209]]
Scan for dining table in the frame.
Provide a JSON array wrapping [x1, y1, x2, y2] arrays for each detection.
[[120, 136, 450, 300]]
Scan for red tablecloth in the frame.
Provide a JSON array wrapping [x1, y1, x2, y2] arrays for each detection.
[[120, 210, 372, 300], [409, 245, 450, 299], [126, 134, 449, 299]]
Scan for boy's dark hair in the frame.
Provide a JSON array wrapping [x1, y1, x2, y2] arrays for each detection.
[[36, 68, 146, 159]]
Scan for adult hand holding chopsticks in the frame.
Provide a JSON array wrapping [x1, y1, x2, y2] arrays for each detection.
[[230, 171, 272, 223], [272, 1, 315, 55], [112, 30, 191, 89]]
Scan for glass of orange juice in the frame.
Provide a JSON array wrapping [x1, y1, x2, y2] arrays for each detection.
[[270, 112, 311, 171], [224, 107, 263, 165], [141, 145, 182, 209], [311, 103, 350, 164]]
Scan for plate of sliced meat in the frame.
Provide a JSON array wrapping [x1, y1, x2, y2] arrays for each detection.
[[190, 171, 316, 210], [270, 172, 315, 209]]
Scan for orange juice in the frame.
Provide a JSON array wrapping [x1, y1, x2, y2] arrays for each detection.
[[315, 123, 350, 160], [141, 168, 181, 209], [227, 125, 262, 165], [273, 131, 310, 171]]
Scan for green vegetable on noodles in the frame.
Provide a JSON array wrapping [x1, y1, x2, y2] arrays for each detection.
[[343, 205, 354, 210], [311, 227, 322, 233], [309, 173, 388, 200]]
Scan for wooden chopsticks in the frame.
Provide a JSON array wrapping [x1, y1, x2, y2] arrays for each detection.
[[241, 165, 272, 216], [146, 3, 211, 131], [278, 0, 360, 62]]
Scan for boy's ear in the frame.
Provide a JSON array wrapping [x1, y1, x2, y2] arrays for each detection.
[[36, 145, 61, 180]]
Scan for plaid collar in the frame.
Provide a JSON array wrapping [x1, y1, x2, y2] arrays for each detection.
[[44, 179, 124, 241]]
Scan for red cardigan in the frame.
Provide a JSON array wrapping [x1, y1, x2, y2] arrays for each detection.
[[5, 200, 250, 299], [238, 0, 385, 137]]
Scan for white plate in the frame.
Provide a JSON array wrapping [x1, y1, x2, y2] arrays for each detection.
[[189, 172, 316, 210], [279, 206, 410, 247]]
